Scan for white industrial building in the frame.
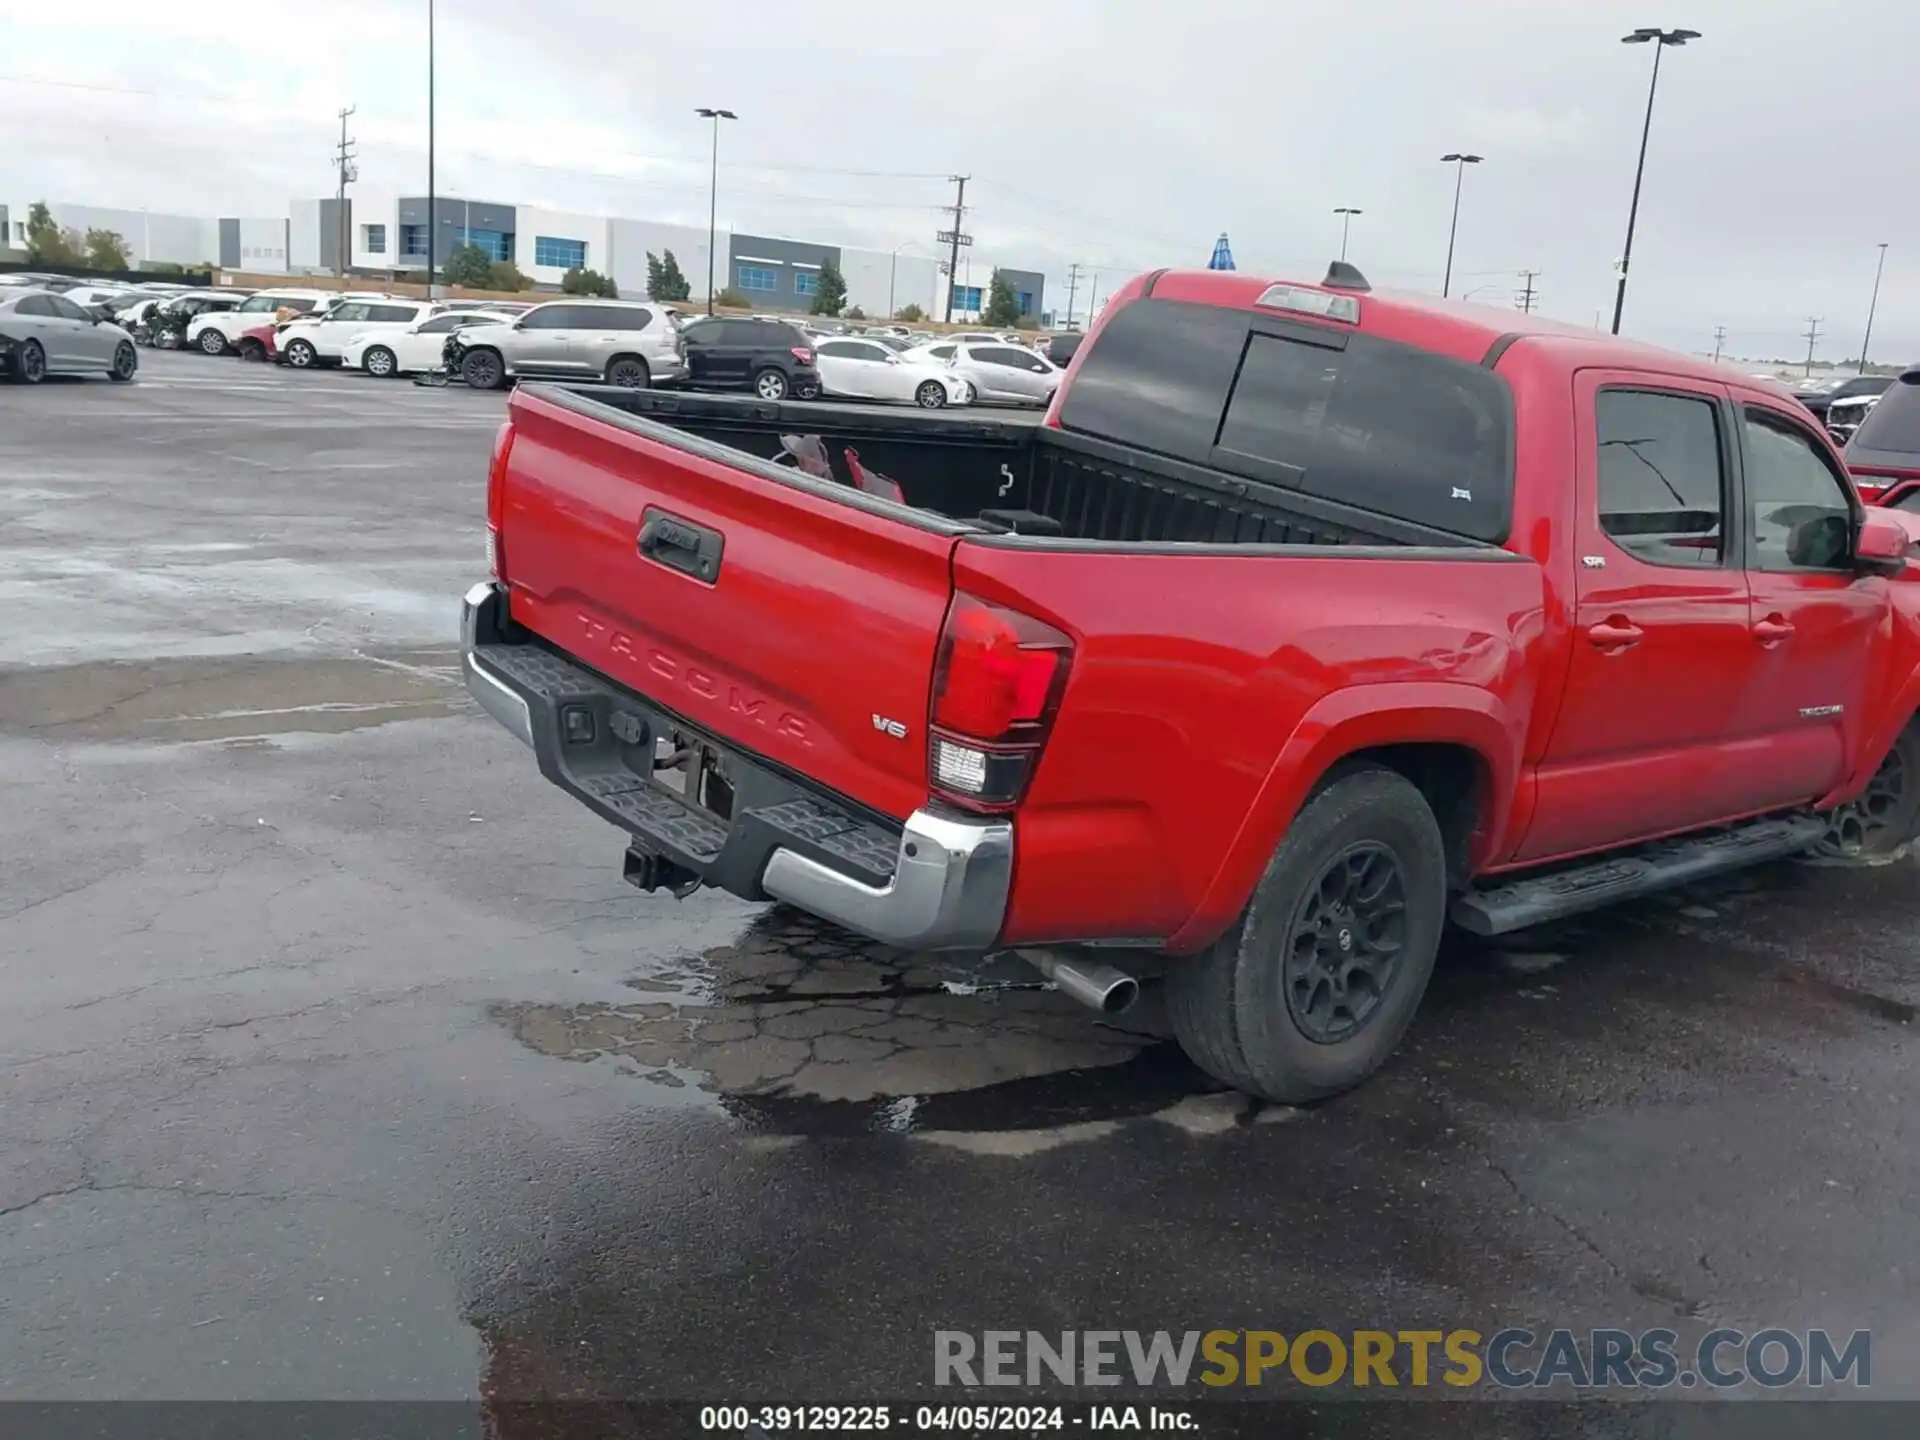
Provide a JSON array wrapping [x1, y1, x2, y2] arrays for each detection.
[[1, 199, 288, 273]]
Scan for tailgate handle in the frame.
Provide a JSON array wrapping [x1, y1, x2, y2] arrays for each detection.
[[637, 507, 724, 585]]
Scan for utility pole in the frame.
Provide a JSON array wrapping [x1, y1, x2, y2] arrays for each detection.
[[942, 175, 969, 324], [1515, 270, 1539, 314], [1859, 242, 1890, 375], [1064, 262, 1084, 329], [334, 105, 358, 280], [1802, 316, 1823, 378], [1712, 325, 1726, 364], [1086, 272, 1100, 326], [426, 0, 435, 298]]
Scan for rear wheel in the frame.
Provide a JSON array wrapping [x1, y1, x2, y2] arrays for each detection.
[[915, 380, 947, 409], [14, 339, 46, 384], [1166, 765, 1446, 1103], [284, 338, 317, 369], [197, 328, 229, 356], [109, 342, 138, 382], [237, 339, 263, 362], [753, 367, 790, 401], [363, 346, 398, 379], [1816, 724, 1920, 860], [605, 355, 650, 388], [462, 348, 506, 390]]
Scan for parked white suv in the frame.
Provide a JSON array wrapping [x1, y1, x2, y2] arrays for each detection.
[[447, 300, 691, 390], [277, 298, 441, 369], [187, 288, 338, 355]]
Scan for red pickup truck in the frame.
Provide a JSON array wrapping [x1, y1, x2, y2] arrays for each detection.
[[462, 262, 1920, 1103]]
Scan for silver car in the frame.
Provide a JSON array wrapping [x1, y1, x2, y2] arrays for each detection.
[[946, 342, 1060, 407], [0, 289, 139, 383], [450, 300, 691, 391]]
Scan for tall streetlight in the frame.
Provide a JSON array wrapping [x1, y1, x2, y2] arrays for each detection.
[[1438, 153, 1483, 298], [1859, 242, 1890, 374], [696, 108, 737, 315], [425, 0, 435, 298], [1610, 26, 1701, 335], [1333, 207, 1362, 262]]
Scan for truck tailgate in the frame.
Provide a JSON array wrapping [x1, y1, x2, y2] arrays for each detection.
[[498, 384, 966, 822]]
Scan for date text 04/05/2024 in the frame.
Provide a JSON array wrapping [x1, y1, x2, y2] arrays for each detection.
[[698, 1405, 1194, 1431]]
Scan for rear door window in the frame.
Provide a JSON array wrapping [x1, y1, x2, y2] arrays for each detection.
[[1057, 299, 1250, 465], [1594, 390, 1727, 566]]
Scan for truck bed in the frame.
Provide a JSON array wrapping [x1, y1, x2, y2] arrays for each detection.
[[568, 384, 1478, 549]]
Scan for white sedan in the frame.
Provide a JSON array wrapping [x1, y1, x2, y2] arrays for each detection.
[[341, 309, 519, 378], [812, 337, 974, 407]]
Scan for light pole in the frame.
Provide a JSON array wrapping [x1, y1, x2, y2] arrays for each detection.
[[425, 0, 435, 297], [1439, 153, 1482, 298], [1610, 26, 1700, 335], [1859, 242, 1890, 375], [1334, 207, 1362, 262], [887, 240, 922, 320], [696, 107, 736, 315]]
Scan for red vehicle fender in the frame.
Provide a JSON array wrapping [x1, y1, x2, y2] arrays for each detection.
[[1165, 683, 1522, 953]]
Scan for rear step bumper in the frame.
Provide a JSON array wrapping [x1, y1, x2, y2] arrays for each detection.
[[460, 581, 1012, 951]]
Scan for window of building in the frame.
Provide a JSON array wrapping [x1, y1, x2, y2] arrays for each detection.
[[738, 264, 778, 293], [460, 228, 513, 262], [1594, 390, 1726, 566], [363, 224, 387, 255], [400, 224, 430, 258], [534, 236, 587, 269], [1742, 406, 1854, 571], [794, 271, 819, 296], [1018, 291, 1033, 316], [950, 284, 983, 312]]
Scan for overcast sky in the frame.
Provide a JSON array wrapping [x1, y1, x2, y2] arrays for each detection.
[[2, 0, 1912, 363]]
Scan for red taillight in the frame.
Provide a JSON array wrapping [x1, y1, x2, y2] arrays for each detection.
[[1852, 467, 1920, 503], [928, 594, 1072, 810], [486, 420, 514, 580], [791, 345, 813, 365]]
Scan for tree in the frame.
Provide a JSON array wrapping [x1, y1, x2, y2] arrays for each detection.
[[646, 249, 691, 302], [85, 228, 131, 271], [24, 202, 81, 266], [562, 266, 618, 298], [894, 302, 925, 323], [715, 287, 747, 309], [488, 260, 531, 292], [984, 269, 1023, 327], [441, 244, 494, 288], [845, 305, 867, 320], [808, 258, 847, 316]]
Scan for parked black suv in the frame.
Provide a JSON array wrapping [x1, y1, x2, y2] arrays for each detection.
[[679, 317, 821, 401], [1793, 372, 1894, 421], [1845, 367, 1920, 496], [1044, 330, 1084, 369]]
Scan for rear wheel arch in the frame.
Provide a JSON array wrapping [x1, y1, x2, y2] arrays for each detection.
[[1167, 688, 1517, 954]]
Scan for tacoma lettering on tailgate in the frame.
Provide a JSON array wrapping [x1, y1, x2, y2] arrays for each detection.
[[575, 612, 812, 744]]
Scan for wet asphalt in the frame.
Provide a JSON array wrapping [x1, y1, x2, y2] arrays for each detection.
[[2, 352, 1918, 1438]]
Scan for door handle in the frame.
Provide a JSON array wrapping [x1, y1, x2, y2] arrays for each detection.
[[637, 507, 724, 584], [1752, 614, 1795, 645], [1587, 618, 1644, 651]]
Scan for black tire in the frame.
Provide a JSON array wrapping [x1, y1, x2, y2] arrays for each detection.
[[237, 340, 266, 363], [463, 348, 507, 391], [284, 338, 317, 369], [1166, 764, 1446, 1103], [363, 345, 399, 379], [1816, 723, 1920, 859], [15, 339, 46, 384], [197, 328, 229, 356], [109, 342, 138, 382], [753, 367, 790, 401], [915, 380, 947, 409], [605, 355, 650, 388]]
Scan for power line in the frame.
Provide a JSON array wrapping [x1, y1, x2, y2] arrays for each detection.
[[1064, 262, 1085, 328], [1802, 316, 1823, 377], [1515, 269, 1539, 314], [942, 175, 969, 323], [1712, 325, 1726, 363]]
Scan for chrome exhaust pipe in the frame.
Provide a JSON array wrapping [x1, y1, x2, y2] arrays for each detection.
[[1016, 948, 1140, 1015]]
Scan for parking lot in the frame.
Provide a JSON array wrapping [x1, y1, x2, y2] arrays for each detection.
[[6, 353, 1920, 1430]]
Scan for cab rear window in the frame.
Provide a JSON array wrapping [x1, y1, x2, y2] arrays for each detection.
[[1851, 377, 1920, 455], [1058, 298, 1514, 542]]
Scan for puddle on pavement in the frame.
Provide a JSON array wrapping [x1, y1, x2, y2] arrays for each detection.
[[0, 649, 464, 742], [495, 906, 1229, 1137]]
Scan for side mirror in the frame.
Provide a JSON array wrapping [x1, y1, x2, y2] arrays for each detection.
[[1855, 510, 1913, 576]]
